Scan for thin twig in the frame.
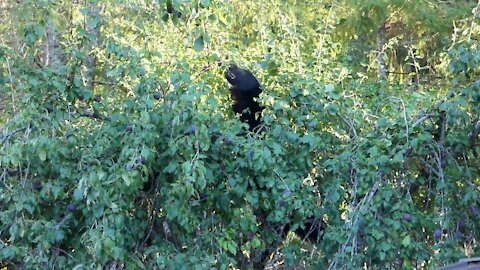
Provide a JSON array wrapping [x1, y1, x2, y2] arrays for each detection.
[[53, 247, 74, 259], [0, 127, 27, 146], [139, 209, 156, 252], [412, 114, 436, 129], [273, 170, 291, 193], [192, 60, 223, 81], [328, 179, 379, 270]]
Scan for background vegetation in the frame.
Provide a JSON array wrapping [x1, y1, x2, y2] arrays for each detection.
[[1, 0, 479, 269]]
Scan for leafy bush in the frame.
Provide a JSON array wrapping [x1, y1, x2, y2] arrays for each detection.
[[0, 1, 479, 269]]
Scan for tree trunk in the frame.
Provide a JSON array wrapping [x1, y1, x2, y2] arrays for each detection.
[[377, 22, 386, 78], [85, 3, 101, 89], [41, 20, 62, 68]]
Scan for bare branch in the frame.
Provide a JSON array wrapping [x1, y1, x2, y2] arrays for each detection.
[[1, 127, 27, 146]]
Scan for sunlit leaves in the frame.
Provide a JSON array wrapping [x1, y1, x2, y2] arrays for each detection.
[[0, 0, 479, 269]]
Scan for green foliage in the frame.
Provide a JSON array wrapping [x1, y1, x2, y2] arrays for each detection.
[[1, 1, 479, 269]]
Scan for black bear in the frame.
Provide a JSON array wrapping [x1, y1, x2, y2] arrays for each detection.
[[225, 65, 264, 131], [224, 65, 325, 267]]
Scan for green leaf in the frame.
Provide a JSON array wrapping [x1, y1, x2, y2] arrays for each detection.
[[39, 149, 47, 161], [197, 174, 206, 189], [94, 205, 104, 218], [0, 246, 18, 259], [34, 25, 45, 37], [208, 14, 217, 22], [140, 111, 150, 123], [122, 172, 132, 186], [252, 237, 261, 248], [194, 36, 204, 52], [227, 241, 237, 255], [164, 162, 176, 173], [402, 235, 411, 247], [372, 230, 384, 240], [325, 84, 341, 100], [392, 151, 404, 162], [55, 230, 65, 242], [52, 185, 63, 198], [200, 0, 210, 8], [326, 103, 338, 115], [73, 188, 83, 201]]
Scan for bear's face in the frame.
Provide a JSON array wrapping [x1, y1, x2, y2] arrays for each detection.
[[225, 65, 261, 98]]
